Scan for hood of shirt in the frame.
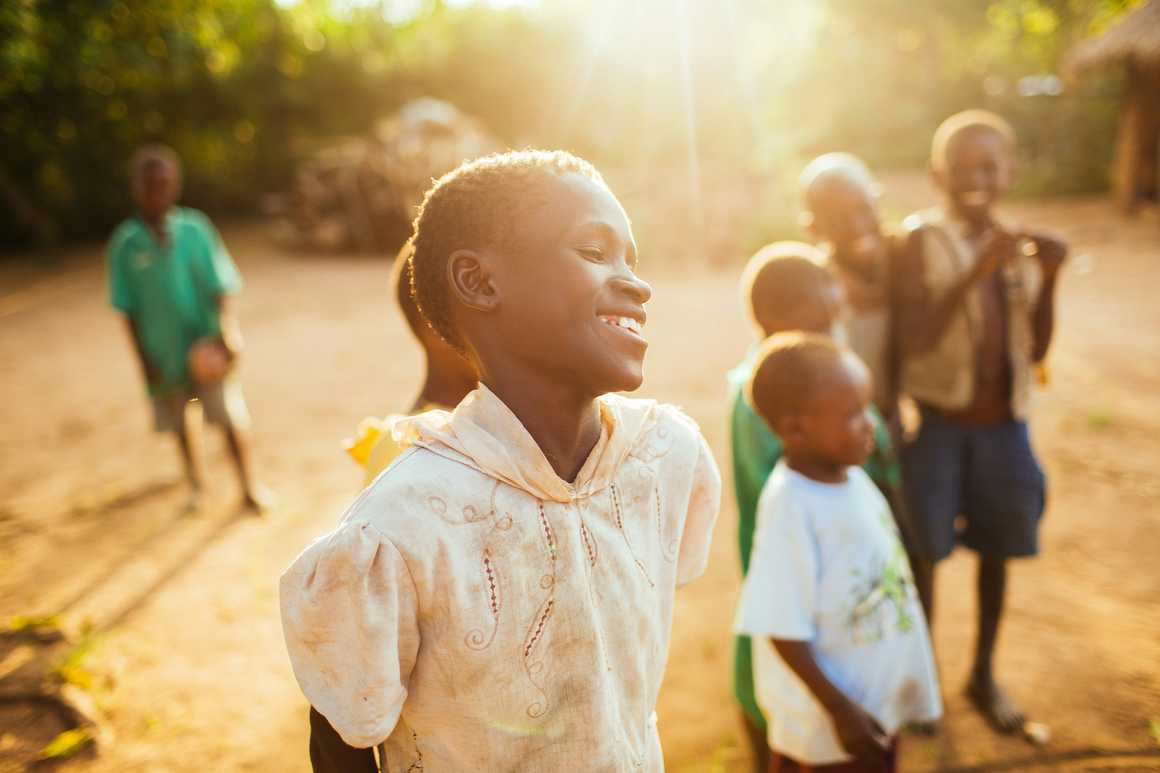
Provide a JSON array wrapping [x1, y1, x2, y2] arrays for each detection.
[[390, 384, 658, 503]]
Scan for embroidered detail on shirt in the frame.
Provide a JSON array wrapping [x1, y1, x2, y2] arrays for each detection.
[[466, 548, 501, 650], [522, 501, 558, 718], [653, 485, 678, 562], [579, 520, 598, 567], [610, 483, 655, 588]]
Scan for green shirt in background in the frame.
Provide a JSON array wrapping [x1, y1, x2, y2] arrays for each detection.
[[728, 348, 901, 733], [107, 207, 242, 394]]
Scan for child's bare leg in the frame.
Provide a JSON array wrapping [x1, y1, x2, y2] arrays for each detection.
[[176, 403, 204, 509], [738, 710, 771, 773], [912, 557, 935, 623], [224, 424, 272, 512], [968, 553, 1024, 732]]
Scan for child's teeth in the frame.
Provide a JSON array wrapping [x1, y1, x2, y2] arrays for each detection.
[[600, 315, 642, 334]]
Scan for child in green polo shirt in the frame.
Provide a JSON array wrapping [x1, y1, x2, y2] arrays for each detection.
[[728, 242, 904, 770], [107, 144, 272, 513]]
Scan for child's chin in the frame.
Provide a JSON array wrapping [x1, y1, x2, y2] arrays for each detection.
[[601, 365, 645, 395]]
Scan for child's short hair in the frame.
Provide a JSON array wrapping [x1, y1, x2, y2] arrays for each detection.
[[409, 149, 607, 350], [747, 331, 845, 428], [799, 152, 879, 206], [392, 238, 428, 342], [930, 109, 1016, 173], [739, 241, 832, 334], [130, 143, 182, 184]]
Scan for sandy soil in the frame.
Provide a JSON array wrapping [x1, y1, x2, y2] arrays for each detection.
[[1, 174, 1157, 772]]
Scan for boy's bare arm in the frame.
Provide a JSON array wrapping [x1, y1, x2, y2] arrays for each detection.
[[771, 638, 890, 771], [214, 294, 244, 358], [123, 316, 161, 386], [1027, 232, 1067, 362], [893, 227, 1012, 357]]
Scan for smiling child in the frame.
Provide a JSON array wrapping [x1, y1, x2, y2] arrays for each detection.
[[895, 110, 1066, 733], [280, 150, 721, 771]]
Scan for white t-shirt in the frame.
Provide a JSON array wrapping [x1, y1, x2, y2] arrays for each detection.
[[734, 462, 941, 765]]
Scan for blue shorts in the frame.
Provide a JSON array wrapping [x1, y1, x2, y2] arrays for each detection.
[[902, 409, 1046, 562]]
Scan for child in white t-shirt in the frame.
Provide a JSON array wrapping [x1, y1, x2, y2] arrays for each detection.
[[735, 333, 940, 771]]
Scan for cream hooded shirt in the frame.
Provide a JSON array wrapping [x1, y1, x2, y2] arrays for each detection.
[[280, 385, 721, 771]]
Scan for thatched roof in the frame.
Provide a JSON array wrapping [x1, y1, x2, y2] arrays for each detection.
[[1069, 1, 1160, 74]]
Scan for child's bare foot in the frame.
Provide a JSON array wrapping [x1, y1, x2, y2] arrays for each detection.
[[967, 675, 1024, 733], [242, 484, 277, 514]]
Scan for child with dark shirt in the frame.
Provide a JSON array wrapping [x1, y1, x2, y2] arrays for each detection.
[[735, 333, 940, 772], [894, 110, 1066, 732], [281, 151, 721, 770]]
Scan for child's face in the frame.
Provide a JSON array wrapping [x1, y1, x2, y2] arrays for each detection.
[[792, 354, 875, 469], [133, 164, 180, 222], [485, 172, 651, 394], [936, 128, 1013, 223], [807, 180, 883, 270]]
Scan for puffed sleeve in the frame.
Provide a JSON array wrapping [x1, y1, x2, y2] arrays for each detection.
[[677, 429, 722, 587], [279, 521, 420, 748]]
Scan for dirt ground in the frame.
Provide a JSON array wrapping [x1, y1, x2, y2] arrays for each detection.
[[1, 173, 1158, 772]]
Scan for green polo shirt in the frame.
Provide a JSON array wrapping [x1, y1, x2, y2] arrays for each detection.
[[728, 348, 901, 732], [107, 207, 242, 393]]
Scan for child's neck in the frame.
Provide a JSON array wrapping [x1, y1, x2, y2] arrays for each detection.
[[413, 362, 476, 412], [481, 365, 602, 484], [948, 203, 996, 236], [784, 451, 849, 484], [140, 209, 172, 244], [828, 245, 878, 283]]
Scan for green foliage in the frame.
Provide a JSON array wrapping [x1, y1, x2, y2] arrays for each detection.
[[0, 0, 1141, 249]]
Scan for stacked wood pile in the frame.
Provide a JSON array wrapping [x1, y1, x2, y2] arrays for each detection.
[[268, 98, 500, 252]]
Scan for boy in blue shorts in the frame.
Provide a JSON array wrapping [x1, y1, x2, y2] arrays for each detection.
[[728, 242, 906, 770], [894, 110, 1066, 732], [107, 144, 271, 512]]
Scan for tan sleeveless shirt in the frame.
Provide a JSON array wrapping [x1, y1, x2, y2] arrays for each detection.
[[900, 209, 1041, 421]]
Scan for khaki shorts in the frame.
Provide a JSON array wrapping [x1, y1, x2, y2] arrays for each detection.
[[152, 378, 251, 434]]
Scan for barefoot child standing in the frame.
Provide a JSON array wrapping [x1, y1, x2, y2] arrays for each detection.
[[281, 151, 721, 770], [107, 144, 272, 513], [728, 243, 904, 771], [735, 334, 941, 772], [894, 110, 1066, 732]]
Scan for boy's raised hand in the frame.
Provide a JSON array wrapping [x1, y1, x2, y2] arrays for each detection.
[[972, 227, 1019, 282], [831, 699, 891, 772], [1024, 230, 1068, 278]]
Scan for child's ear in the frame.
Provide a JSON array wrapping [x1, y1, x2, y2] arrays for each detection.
[[447, 249, 499, 312], [929, 162, 946, 191]]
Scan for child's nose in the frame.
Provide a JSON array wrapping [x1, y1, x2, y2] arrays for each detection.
[[617, 272, 652, 305]]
